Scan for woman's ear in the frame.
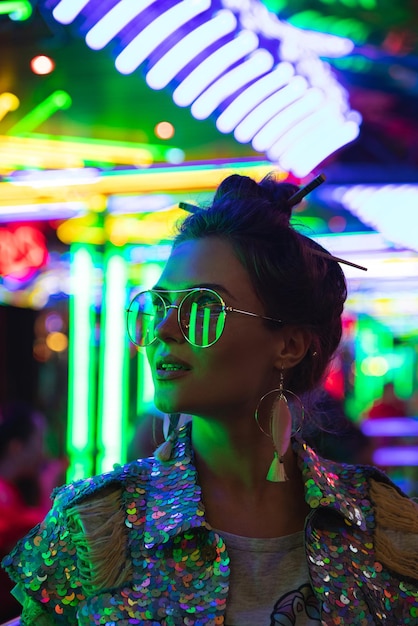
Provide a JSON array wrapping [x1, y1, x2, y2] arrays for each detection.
[[273, 326, 312, 369]]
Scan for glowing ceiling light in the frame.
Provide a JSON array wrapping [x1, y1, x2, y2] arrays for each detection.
[[191, 49, 274, 120], [336, 184, 418, 253], [46, 0, 360, 176], [252, 87, 324, 152], [234, 76, 308, 144], [52, 0, 90, 24], [115, 0, 211, 75], [146, 9, 237, 90], [216, 62, 294, 134], [173, 30, 259, 107], [85, 0, 157, 50]]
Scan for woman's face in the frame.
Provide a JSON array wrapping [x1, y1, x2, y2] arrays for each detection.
[[146, 237, 285, 421]]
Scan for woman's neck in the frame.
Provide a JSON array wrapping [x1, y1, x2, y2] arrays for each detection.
[[190, 416, 309, 537]]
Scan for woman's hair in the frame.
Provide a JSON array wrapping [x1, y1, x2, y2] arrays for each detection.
[[174, 173, 347, 395]]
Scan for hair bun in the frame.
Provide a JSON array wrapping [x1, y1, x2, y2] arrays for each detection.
[[213, 173, 298, 224]]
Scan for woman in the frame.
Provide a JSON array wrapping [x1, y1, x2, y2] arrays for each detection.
[[3, 174, 418, 625]]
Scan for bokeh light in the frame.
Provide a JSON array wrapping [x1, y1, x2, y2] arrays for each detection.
[[155, 121, 175, 140], [30, 54, 55, 75]]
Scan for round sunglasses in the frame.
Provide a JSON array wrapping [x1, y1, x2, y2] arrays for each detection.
[[126, 287, 283, 348]]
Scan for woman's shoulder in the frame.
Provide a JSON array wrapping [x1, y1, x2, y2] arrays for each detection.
[[51, 456, 155, 511]]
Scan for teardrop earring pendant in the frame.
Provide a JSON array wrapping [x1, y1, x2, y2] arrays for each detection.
[[255, 371, 304, 482]]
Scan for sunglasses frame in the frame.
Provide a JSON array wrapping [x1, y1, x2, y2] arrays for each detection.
[[126, 287, 283, 348]]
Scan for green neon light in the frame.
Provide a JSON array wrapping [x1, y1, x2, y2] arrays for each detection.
[[67, 245, 97, 481], [188, 302, 197, 345], [22, 132, 182, 161], [135, 262, 164, 415], [287, 11, 370, 44], [215, 311, 225, 341], [202, 307, 210, 346], [1, 1, 32, 20], [97, 251, 128, 472], [6, 91, 72, 135]]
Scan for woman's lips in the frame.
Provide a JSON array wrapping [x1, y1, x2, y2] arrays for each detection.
[[155, 355, 191, 380]]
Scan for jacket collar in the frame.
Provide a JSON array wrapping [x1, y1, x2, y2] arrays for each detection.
[[293, 433, 371, 531], [143, 423, 371, 547]]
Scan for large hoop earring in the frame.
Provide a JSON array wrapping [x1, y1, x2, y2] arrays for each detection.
[[255, 370, 304, 482]]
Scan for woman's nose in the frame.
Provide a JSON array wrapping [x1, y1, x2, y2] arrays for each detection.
[[154, 305, 184, 343]]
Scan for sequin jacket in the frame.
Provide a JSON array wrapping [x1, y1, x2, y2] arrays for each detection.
[[3, 424, 418, 626]]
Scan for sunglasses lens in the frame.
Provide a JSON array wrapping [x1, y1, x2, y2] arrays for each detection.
[[180, 290, 225, 347], [127, 291, 164, 346]]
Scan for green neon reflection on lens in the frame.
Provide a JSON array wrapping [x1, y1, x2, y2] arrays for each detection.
[[202, 306, 211, 346], [188, 301, 197, 344]]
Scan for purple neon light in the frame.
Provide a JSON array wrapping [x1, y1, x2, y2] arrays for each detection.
[[361, 417, 418, 438], [374, 446, 418, 467], [44, 0, 360, 176]]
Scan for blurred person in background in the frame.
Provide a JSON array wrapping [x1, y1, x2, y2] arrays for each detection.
[[366, 381, 408, 419], [0, 401, 67, 622]]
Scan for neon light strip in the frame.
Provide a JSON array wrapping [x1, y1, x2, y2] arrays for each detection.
[[0, 1, 32, 20], [67, 245, 96, 480], [234, 76, 308, 144], [0, 133, 169, 166], [191, 49, 274, 121], [135, 262, 162, 414], [202, 307, 210, 346], [97, 252, 128, 472], [0, 203, 86, 222], [188, 302, 197, 345], [52, 0, 90, 24], [146, 9, 237, 90], [6, 91, 71, 135], [373, 447, 418, 467], [252, 87, 324, 152], [46, 0, 360, 177], [361, 418, 418, 437], [86, 0, 157, 50], [216, 63, 294, 134], [115, 0, 211, 75], [173, 30, 259, 107]]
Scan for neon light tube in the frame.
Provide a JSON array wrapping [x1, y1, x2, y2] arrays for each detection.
[[234, 76, 308, 144], [374, 447, 418, 467], [252, 87, 324, 152], [188, 302, 197, 345], [98, 252, 128, 472], [146, 9, 237, 90], [191, 49, 274, 121], [362, 418, 418, 437], [86, 0, 157, 50], [0, 1, 32, 20], [67, 245, 96, 480], [173, 30, 259, 107], [279, 118, 360, 177], [216, 62, 294, 134], [52, 0, 90, 24], [6, 91, 72, 135], [115, 0, 211, 75]]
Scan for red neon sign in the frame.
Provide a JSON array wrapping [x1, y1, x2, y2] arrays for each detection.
[[0, 225, 48, 281]]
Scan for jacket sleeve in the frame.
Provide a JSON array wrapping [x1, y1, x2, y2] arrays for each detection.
[[2, 484, 84, 625]]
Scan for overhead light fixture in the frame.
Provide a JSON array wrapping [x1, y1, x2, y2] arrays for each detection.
[[329, 184, 418, 253], [44, 0, 360, 177]]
